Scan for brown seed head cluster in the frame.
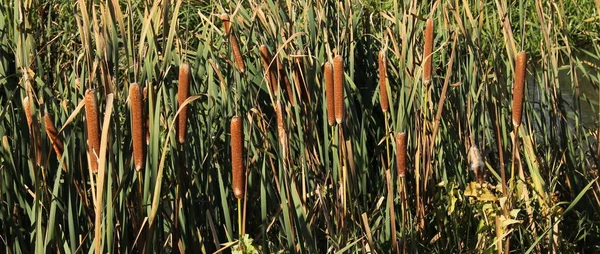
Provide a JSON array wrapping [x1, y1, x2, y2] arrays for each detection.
[[177, 63, 191, 144], [84, 89, 101, 174], [231, 116, 245, 199], [23, 96, 42, 165], [220, 13, 231, 36], [423, 18, 434, 84], [293, 50, 308, 103], [333, 55, 344, 124], [130, 82, 145, 171], [396, 132, 407, 177], [512, 51, 527, 127], [378, 50, 388, 112], [44, 110, 64, 161], [230, 33, 245, 73], [324, 62, 335, 126]]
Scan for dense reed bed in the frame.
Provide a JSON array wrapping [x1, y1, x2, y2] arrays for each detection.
[[1, 0, 600, 253]]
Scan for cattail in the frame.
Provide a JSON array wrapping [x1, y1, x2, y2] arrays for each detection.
[[220, 13, 231, 36], [512, 51, 527, 127], [130, 83, 144, 171], [221, 14, 245, 73], [23, 96, 41, 165], [84, 89, 100, 174], [230, 33, 245, 73], [278, 58, 295, 104], [177, 63, 191, 144], [44, 110, 64, 160], [23, 96, 33, 127], [231, 116, 245, 199], [259, 45, 278, 94], [333, 55, 344, 124], [396, 132, 407, 177], [276, 100, 288, 159], [423, 18, 434, 84], [293, 50, 309, 103], [378, 50, 389, 112], [324, 62, 335, 125]]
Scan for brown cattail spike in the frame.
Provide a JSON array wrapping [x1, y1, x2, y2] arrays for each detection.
[[278, 58, 294, 105], [231, 116, 245, 199], [44, 110, 64, 160], [276, 100, 288, 160], [220, 13, 231, 36], [230, 33, 245, 73], [130, 83, 145, 171], [84, 89, 101, 174], [293, 50, 309, 103], [23, 96, 41, 165], [378, 50, 389, 112], [512, 51, 527, 127], [324, 62, 335, 125], [259, 45, 278, 94], [396, 132, 407, 177], [423, 18, 434, 84], [177, 63, 191, 144], [221, 13, 245, 73], [333, 55, 345, 124]]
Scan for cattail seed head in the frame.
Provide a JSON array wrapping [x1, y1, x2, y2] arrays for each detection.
[[130, 83, 145, 171], [84, 89, 101, 174], [276, 100, 288, 159], [231, 116, 245, 199], [230, 33, 245, 73], [378, 50, 389, 112], [423, 17, 434, 84], [333, 55, 345, 124], [259, 45, 278, 94], [23, 96, 42, 165], [396, 132, 407, 177], [278, 58, 295, 105], [23, 96, 33, 128], [177, 63, 191, 144], [44, 110, 64, 160], [293, 50, 309, 103], [220, 13, 231, 36], [512, 51, 527, 127], [324, 62, 335, 125]]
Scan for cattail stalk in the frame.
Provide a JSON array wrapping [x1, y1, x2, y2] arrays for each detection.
[[324, 62, 335, 125], [423, 18, 434, 84], [177, 63, 191, 144], [379, 50, 389, 112], [512, 51, 527, 127], [396, 132, 407, 177], [85, 89, 101, 174], [44, 110, 64, 161], [130, 83, 145, 171], [333, 55, 344, 124], [231, 116, 245, 199], [259, 45, 278, 94]]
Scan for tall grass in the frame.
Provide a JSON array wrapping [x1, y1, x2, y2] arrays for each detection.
[[1, 0, 600, 253]]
